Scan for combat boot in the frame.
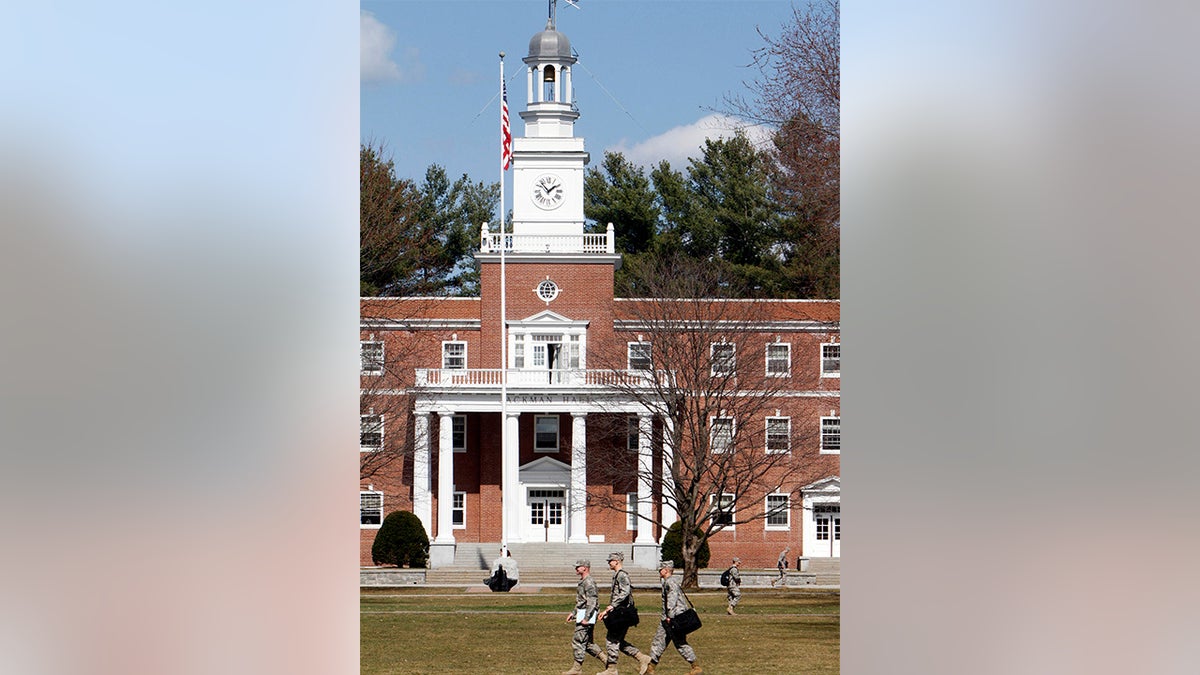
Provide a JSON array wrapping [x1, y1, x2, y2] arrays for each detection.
[[726, 604, 734, 615], [636, 652, 652, 675], [688, 661, 703, 674], [595, 663, 619, 675], [562, 662, 584, 675], [644, 662, 656, 675]]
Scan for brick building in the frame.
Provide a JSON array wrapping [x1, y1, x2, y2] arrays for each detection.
[[360, 13, 840, 570]]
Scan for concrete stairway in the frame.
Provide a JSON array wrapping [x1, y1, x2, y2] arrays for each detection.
[[425, 542, 662, 587]]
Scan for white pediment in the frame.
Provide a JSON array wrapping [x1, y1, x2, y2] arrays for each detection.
[[509, 310, 590, 328], [519, 456, 572, 484], [801, 475, 840, 495]]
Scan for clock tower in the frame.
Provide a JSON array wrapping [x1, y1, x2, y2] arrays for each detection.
[[510, 17, 589, 239]]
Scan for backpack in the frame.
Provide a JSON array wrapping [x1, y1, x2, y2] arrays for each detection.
[[719, 567, 732, 587]]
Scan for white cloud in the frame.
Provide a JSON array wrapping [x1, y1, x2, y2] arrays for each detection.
[[605, 114, 775, 170], [361, 11, 425, 84]]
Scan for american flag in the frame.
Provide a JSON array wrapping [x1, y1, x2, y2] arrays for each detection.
[[501, 81, 512, 170]]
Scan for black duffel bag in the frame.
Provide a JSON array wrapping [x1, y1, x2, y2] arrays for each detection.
[[602, 602, 640, 630], [669, 607, 702, 637]]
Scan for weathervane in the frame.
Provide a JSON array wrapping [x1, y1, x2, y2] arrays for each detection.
[[547, 0, 581, 30]]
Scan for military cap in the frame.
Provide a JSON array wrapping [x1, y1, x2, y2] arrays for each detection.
[[607, 552, 624, 562], [658, 560, 676, 570], [575, 559, 591, 568]]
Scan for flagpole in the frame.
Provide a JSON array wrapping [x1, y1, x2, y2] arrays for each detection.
[[498, 51, 509, 555]]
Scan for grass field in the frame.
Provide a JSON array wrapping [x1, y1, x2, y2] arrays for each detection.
[[361, 587, 839, 674]]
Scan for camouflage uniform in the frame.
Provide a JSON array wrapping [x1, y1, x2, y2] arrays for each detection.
[[726, 561, 742, 610], [570, 565, 604, 664], [603, 564, 647, 664], [649, 564, 698, 666]]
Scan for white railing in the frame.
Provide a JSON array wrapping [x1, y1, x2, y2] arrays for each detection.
[[415, 368, 671, 389], [479, 222, 615, 254]]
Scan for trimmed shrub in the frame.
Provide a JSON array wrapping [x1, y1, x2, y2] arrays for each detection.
[[660, 521, 711, 569], [371, 510, 429, 568]]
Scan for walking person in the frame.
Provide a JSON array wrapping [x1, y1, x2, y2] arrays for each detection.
[[645, 561, 701, 675], [562, 560, 606, 675], [771, 546, 790, 587], [724, 557, 742, 615], [595, 552, 653, 675]]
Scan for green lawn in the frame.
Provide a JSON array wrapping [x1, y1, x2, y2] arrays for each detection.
[[361, 587, 839, 674]]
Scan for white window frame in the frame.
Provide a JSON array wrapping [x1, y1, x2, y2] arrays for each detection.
[[765, 342, 791, 377], [710, 416, 735, 454], [360, 414, 383, 452], [710, 493, 736, 529], [452, 491, 466, 529], [442, 341, 467, 370], [452, 415, 467, 453], [821, 343, 841, 378], [361, 340, 384, 375], [512, 334, 525, 368], [627, 342, 652, 371], [626, 416, 640, 452], [626, 492, 638, 530], [360, 490, 383, 529], [820, 416, 841, 454], [534, 414, 560, 452], [765, 493, 790, 530], [766, 416, 791, 454], [710, 342, 736, 376]]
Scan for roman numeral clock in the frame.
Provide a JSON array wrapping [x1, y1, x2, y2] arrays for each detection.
[[531, 173, 565, 210]]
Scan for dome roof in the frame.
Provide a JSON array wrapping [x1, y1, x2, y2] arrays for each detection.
[[528, 26, 573, 60]]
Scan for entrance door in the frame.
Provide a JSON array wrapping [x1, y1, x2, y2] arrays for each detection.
[[528, 489, 566, 542], [813, 504, 841, 557]]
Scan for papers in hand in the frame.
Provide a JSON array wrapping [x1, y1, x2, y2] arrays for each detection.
[[575, 608, 597, 624]]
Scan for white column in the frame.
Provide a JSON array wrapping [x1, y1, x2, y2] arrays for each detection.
[[660, 414, 677, 539], [563, 66, 572, 105], [526, 66, 534, 105], [435, 412, 455, 544], [568, 412, 588, 543], [504, 411, 523, 543], [412, 413, 432, 535], [635, 413, 654, 544]]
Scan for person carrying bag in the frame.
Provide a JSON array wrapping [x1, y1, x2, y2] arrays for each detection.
[[596, 552, 652, 675], [644, 560, 703, 675]]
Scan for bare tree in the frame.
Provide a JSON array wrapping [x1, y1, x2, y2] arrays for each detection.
[[359, 298, 444, 485], [727, 0, 840, 297], [589, 257, 838, 587]]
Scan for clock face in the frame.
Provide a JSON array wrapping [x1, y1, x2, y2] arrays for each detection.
[[531, 173, 565, 210]]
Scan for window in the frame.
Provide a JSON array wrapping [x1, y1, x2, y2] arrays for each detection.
[[442, 341, 467, 369], [568, 334, 581, 368], [628, 342, 652, 370], [361, 341, 383, 375], [710, 417, 734, 454], [452, 415, 466, 452], [360, 491, 383, 528], [626, 492, 638, 530], [766, 342, 791, 377], [710, 493, 735, 528], [765, 494, 790, 529], [513, 334, 525, 368], [535, 415, 559, 451], [711, 343, 736, 376], [360, 415, 383, 452], [821, 416, 841, 454], [766, 416, 791, 454], [821, 343, 840, 377], [627, 416, 640, 451], [452, 492, 466, 528]]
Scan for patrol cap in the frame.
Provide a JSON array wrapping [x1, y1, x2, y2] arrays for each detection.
[[732, 557, 741, 564], [575, 559, 591, 568], [607, 552, 624, 562], [658, 560, 676, 570]]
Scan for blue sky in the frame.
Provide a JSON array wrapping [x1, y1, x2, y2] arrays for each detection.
[[361, 0, 800, 200]]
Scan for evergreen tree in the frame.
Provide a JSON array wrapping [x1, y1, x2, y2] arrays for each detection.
[[584, 151, 660, 255]]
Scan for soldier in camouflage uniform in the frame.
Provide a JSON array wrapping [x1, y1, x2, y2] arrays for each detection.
[[562, 560, 605, 675], [645, 560, 702, 675], [725, 557, 742, 615], [595, 552, 653, 675]]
